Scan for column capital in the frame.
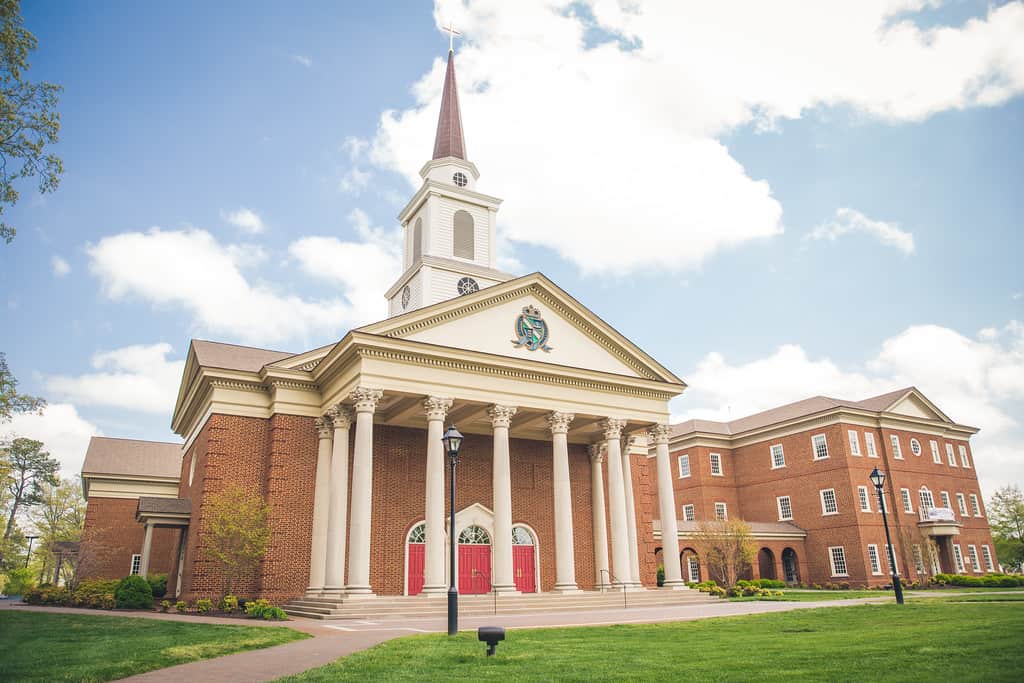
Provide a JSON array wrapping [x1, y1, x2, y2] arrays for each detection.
[[648, 424, 671, 445], [588, 443, 605, 463], [488, 404, 518, 428], [349, 387, 383, 413], [329, 404, 353, 429], [315, 416, 333, 439], [601, 418, 627, 440], [548, 411, 575, 435], [423, 396, 453, 421]]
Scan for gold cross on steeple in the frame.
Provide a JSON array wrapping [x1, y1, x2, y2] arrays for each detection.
[[443, 23, 461, 53]]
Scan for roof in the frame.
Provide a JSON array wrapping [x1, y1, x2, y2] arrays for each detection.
[[81, 436, 182, 479], [191, 339, 294, 372], [671, 387, 920, 438], [137, 497, 191, 515], [432, 49, 466, 160]]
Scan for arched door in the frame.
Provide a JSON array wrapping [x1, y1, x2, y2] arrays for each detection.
[[782, 547, 799, 585], [458, 525, 491, 594], [406, 523, 426, 595], [512, 526, 537, 593], [758, 548, 777, 580]]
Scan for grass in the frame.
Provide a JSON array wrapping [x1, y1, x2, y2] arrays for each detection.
[[727, 589, 881, 602], [0, 611, 309, 682], [283, 601, 1023, 682]]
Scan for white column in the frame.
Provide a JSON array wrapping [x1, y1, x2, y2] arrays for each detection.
[[651, 425, 685, 588], [307, 417, 332, 593], [345, 388, 383, 596], [588, 444, 610, 588], [422, 397, 452, 596], [549, 411, 580, 593], [489, 404, 518, 594], [139, 522, 154, 577], [621, 435, 641, 587], [324, 406, 353, 595], [603, 418, 632, 588]]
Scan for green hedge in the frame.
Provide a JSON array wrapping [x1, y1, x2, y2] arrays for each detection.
[[932, 573, 1023, 588], [114, 575, 154, 609]]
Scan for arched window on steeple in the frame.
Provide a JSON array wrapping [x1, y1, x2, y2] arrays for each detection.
[[453, 210, 474, 259], [412, 217, 423, 262]]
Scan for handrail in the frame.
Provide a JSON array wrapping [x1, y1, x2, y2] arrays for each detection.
[[478, 569, 497, 615], [600, 568, 628, 609]]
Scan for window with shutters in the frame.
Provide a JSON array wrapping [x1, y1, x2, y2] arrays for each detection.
[[453, 210, 474, 259]]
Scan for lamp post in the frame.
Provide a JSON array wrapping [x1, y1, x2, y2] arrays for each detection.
[[869, 467, 904, 605], [24, 536, 38, 569], [441, 425, 464, 636]]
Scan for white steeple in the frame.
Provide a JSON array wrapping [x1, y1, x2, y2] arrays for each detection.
[[385, 45, 512, 317]]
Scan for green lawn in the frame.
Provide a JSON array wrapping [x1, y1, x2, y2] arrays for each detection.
[[0, 611, 309, 682], [728, 589, 881, 601], [283, 601, 1023, 682]]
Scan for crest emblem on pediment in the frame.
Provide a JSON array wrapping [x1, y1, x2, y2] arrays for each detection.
[[512, 305, 552, 352]]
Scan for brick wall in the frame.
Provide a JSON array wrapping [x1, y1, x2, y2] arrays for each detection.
[[79, 497, 177, 581]]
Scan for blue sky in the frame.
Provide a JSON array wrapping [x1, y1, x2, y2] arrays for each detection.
[[1, 1, 1022, 497]]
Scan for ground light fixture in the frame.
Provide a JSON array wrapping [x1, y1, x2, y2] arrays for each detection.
[[478, 626, 505, 656], [442, 425, 465, 636], [869, 466, 905, 605]]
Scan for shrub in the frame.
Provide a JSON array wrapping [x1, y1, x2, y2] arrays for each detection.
[[244, 598, 288, 620], [22, 585, 71, 606], [160, 600, 171, 612], [175, 600, 188, 612], [656, 565, 665, 587], [3, 567, 35, 595], [146, 574, 168, 598], [708, 586, 726, 598], [72, 579, 120, 608], [218, 594, 239, 613], [114, 575, 154, 609], [755, 579, 785, 589], [196, 598, 213, 613], [811, 583, 822, 590], [839, 582, 851, 590]]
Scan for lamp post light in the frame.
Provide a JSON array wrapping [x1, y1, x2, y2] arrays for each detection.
[[869, 467, 904, 605], [441, 425, 464, 636]]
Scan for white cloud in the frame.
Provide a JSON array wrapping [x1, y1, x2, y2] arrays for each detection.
[[87, 227, 350, 345], [806, 207, 915, 254], [357, 1, 1024, 275], [5, 403, 101, 476], [674, 319, 1024, 495], [223, 207, 265, 234], [51, 255, 70, 277], [289, 209, 401, 324], [340, 167, 371, 194], [45, 343, 184, 414], [292, 54, 312, 68]]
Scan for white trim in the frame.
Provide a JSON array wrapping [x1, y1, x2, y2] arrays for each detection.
[[865, 432, 878, 458], [969, 493, 982, 518], [770, 444, 785, 469], [777, 495, 793, 521], [910, 438, 922, 456], [946, 443, 957, 467], [959, 445, 970, 468], [867, 544, 882, 575], [714, 502, 728, 521], [848, 430, 861, 457], [828, 546, 848, 577], [820, 488, 838, 516], [677, 453, 691, 478], [952, 544, 965, 573], [709, 452, 723, 476], [130, 553, 142, 576], [512, 522, 542, 593], [858, 486, 872, 513], [930, 439, 941, 464], [982, 545, 995, 572], [918, 487, 934, 510], [967, 545, 980, 574], [812, 434, 829, 460], [885, 544, 899, 575], [403, 519, 428, 596], [956, 493, 968, 517], [940, 490, 951, 509], [890, 434, 903, 460], [682, 503, 695, 522], [901, 487, 913, 513]]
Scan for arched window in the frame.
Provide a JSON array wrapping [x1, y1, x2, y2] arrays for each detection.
[[458, 525, 490, 544], [408, 522, 426, 544], [453, 210, 474, 259], [512, 527, 534, 545], [412, 217, 423, 261], [919, 487, 935, 510]]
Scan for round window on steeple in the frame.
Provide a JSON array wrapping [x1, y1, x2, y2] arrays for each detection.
[[453, 171, 468, 187], [457, 277, 479, 295]]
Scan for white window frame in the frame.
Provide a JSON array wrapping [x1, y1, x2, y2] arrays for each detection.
[[828, 546, 848, 577], [956, 493, 968, 517], [130, 554, 142, 576], [865, 433, 878, 458], [953, 544, 965, 573], [959, 445, 970, 468], [848, 430, 861, 456], [919, 487, 934, 510], [930, 440, 941, 464], [812, 434, 829, 460], [777, 495, 793, 521], [682, 503, 695, 522], [885, 544, 899, 575], [677, 454, 691, 479], [770, 444, 785, 469], [967, 545, 980, 573], [969, 493, 982, 517], [820, 488, 839, 516], [910, 438, 922, 456], [890, 434, 903, 460], [946, 443, 957, 467], [867, 544, 882, 575], [687, 556, 700, 582], [714, 502, 728, 521], [858, 486, 872, 512], [901, 488, 913, 513], [709, 452, 723, 477], [982, 545, 995, 572], [940, 491, 951, 509]]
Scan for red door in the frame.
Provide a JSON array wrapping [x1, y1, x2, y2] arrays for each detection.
[[407, 544, 425, 595], [458, 545, 491, 594], [513, 545, 536, 593]]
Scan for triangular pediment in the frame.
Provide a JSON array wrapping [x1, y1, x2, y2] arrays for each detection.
[[359, 273, 684, 385], [885, 389, 952, 423]]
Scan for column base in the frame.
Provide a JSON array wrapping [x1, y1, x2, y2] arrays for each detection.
[[492, 584, 520, 595], [305, 586, 325, 597], [320, 586, 346, 597], [659, 580, 689, 590], [344, 586, 377, 598], [419, 585, 448, 597], [554, 583, 582, 594]]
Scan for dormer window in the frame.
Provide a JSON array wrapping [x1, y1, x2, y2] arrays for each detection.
[[453, 171, 468, 187]]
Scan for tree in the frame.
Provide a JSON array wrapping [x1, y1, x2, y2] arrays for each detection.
[[203, 485, 271, 596], [691, 518, 756, 588], [0, 437, 58, 566], [0, 0, 63, 244], [0, 352, 45, 421], [988, 484, 1024, 572], [29, 477, 85, 582]]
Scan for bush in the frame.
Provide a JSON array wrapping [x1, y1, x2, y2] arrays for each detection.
[[114, 575, 154, 609], [175, 600, 187, 612], [3, 567, 35, 596], [708, 586, 726, 598], [196, 598, 213, 613], [244, 598, 288, 620], [160, 600, 171, 612], [146, 574, 168, 598], [71, 579, 120, 608], [218, 594, 239, 613], [656, 565, 665, 587], [755, 579, 785, 589]]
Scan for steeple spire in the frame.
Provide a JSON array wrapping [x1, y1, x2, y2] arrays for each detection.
[[432, 48, 466, 160]]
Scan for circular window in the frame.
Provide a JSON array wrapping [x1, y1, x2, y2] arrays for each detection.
[[401, 285, 411, 309], [910, 438, 922, 456], [458, 525, 491, 545], [457, 277, 479, 296], [453, 171, 468, 187]]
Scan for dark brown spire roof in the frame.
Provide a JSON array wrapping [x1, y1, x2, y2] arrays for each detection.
[[432, 50, 466, 160]]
